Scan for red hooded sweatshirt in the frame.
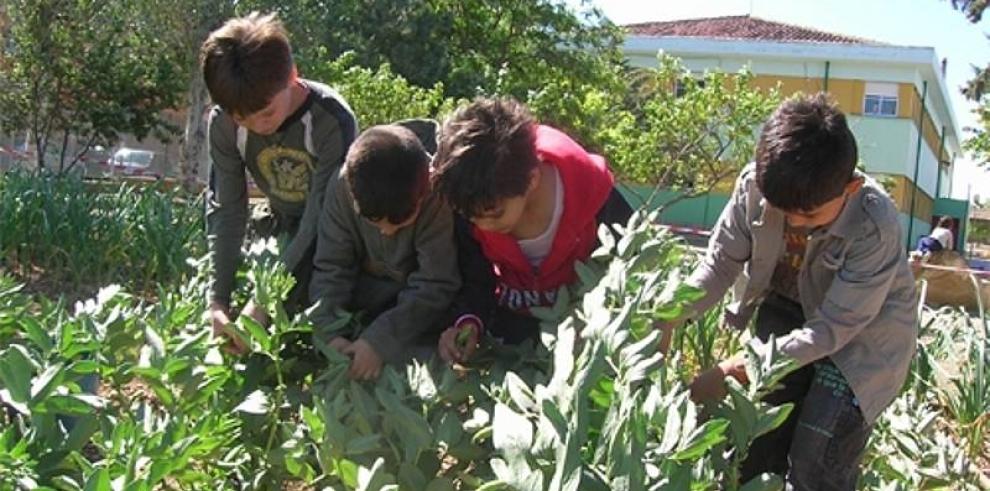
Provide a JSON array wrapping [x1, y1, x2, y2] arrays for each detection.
[[472, 125, 616, 313]]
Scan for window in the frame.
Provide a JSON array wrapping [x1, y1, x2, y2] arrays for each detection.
[[863, 82, 899, 117]]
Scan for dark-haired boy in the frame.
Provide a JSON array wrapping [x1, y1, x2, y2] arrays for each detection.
[[200, 12, 357, 353], [309, 121, 460, 380], [667, 93, 917, 489], [431, 97, 632, 363]]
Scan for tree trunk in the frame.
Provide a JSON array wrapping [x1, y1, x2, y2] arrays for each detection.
[[180, 65, 210, 192], [57, 129, 69, 175]]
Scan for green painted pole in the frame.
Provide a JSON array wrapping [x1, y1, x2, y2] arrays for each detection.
[[907, 81, 928, 250], [824, 61, 830, 92], [935, 125, 946, 199]]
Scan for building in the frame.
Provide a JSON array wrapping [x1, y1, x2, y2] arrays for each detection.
[[621, 15, 968, 249]]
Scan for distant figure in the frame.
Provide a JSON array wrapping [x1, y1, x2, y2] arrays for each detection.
[[918, 216, 954, 254]]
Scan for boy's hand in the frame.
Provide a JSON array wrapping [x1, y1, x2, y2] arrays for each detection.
[[209, 302, 247, 355], [438, 323, 480, 364], [241, 299, 271, 328], [689, 353, 749, 403], [327, 336, 352, 353], [343, 339, 383, 381]]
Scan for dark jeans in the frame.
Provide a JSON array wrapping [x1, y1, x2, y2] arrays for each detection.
[[741, 293, 872, 491], [487, 307, 541, 345]]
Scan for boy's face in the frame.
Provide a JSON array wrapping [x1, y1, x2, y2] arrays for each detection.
[[367, 195, 425, 237], [470, 196, 528, 234], [231, 75, 297, 136], [469, 168, 539, 234], [778, 178, 863, 229]]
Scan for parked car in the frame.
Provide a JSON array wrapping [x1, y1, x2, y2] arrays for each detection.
[[110, 147, 155, 175]]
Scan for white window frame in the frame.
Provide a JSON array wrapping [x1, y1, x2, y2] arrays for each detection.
[[863, 82, 899, 117]]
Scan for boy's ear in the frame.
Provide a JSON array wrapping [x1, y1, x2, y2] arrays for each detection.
[[845, 176, 864, 195], [526, 166, 541, 194], [289, 64, 299, 82]]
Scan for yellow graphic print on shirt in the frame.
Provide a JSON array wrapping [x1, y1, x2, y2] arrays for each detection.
[[770, 223, 809, 302], [256, 146, 314, 203]]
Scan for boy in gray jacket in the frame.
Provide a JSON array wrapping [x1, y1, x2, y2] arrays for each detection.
[[667, 94, 917, 490], [309, 121, 460, 380], [201, 13, 357, 354]]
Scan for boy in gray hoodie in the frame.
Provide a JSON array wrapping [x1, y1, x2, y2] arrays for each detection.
[[309, 121, 460, 380]]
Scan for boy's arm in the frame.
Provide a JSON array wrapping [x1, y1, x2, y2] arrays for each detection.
[[308, 172, 360, 340], [282, 108, 358, 272], [444, 215, 498, 332], [360, 196, 461, 362], [205, 111, 248, 308], [682, 170, 754, 319], [774, 226, 905, 366]]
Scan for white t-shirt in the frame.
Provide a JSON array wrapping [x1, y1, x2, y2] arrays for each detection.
[[518, 167, 564, 269], [930, 226, 954, 251]]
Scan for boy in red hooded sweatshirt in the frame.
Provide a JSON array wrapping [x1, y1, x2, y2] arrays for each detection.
[[432, 97, 632, 362]]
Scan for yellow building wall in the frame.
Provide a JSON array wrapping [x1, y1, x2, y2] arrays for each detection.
[[881, 174, 934, 221], [749, 76, 948, 171]]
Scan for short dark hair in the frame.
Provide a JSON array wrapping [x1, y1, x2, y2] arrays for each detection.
[[344, 125, 430, 224], [755, 93, 859, 211], [432, 97, 539, 217], [200, 12, 293, 118], [937, 215, 953, 228]]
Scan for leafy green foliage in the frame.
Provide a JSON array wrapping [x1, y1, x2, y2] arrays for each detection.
[[0, 0, 186, 172], [309, 52, 461, 128], [0, 171, 203, 295]]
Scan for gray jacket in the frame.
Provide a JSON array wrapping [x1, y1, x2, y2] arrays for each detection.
[[205, 80, 358, 306], [308, 129, 460, 362], [687, 164, 917, 423]]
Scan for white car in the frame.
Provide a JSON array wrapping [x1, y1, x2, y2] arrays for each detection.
[[109, 147, 155, 175]]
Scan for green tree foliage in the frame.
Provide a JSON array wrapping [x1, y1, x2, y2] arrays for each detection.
[[0, 0, 186, 173], [271, 0, 623, 100], [309, 52, 461, 128], [949, 0, 990, 168], [528, 54, 781, 205]]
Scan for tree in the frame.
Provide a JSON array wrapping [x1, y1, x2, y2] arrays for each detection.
[[529, 54, 781, 208], [269, 0, 623, 100], [949, 0, 990, 168], [0, 0, 186, 174], [171, 0, 623, 184]]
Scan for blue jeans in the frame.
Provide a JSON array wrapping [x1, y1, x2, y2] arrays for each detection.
[[742, 293, 872, 490]]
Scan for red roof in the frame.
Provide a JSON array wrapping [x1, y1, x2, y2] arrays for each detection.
[[624, 15, 882, 45]]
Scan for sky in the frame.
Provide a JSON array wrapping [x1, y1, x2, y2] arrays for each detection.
[[570, 0, 990, 202]]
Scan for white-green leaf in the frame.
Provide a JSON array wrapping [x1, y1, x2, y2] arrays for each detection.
[[235, 389, 269, 415]]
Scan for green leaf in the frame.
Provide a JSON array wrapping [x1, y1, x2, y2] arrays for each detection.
[[475, 481, 512, 491], [238, 315, 271, 353], [0, 345, 38, 403], [44, 394, 104, 416], [434, 411, 463, 447], [670, 418, 729, 461], [425, 477, 456, 491], [504, 372, 537, 413], [356, 457, 396, 491], [301, 406, 325, 440], [235, 389, 270, 415], [30, 363, 64, 404], [19, 317, 53, 353], [754, 403, 793, 439], [344, 434, 382, 455], [492, 403, 533, 457], [337, 458, 360, 488], [83, 468, 111, 491]]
